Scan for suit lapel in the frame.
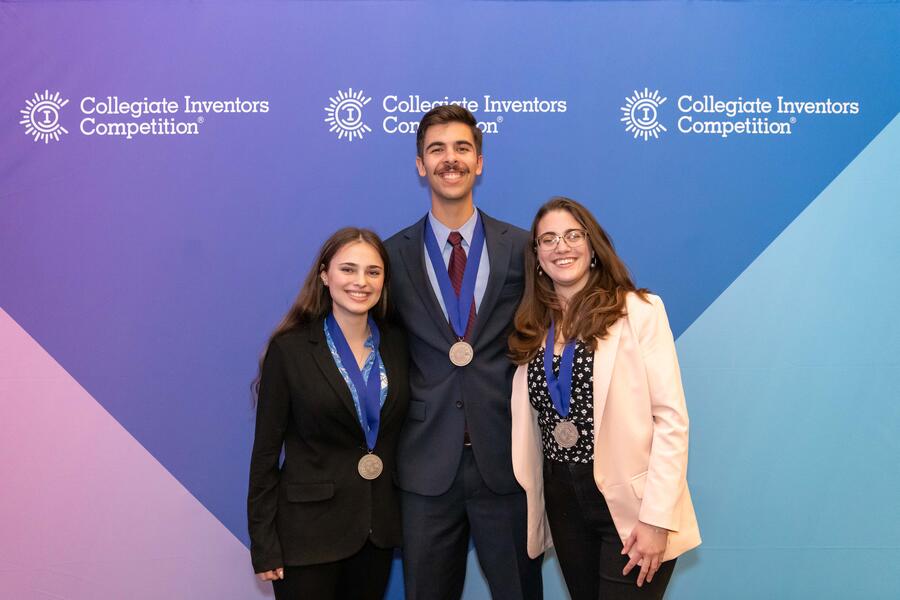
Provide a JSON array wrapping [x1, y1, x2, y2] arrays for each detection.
[[399, 216, 456, 345], [307, 321, 363, 425], [469, 210, 511, 344], [376, 331, 400, 424], [591, 318, 623, 431]]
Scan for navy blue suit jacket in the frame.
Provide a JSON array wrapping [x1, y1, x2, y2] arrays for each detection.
[[385, 210, 528, 496]]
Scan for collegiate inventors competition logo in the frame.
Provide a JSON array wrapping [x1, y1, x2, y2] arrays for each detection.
[[20, 91, 270, 143], [324, 88, 372, 142], [619, 88, 860, 141], [20, 90, 70, 143], [323, 87, 568, 141], [620, 89, 667, 141]]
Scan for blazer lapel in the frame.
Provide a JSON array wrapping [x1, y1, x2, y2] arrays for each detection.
[[469, 210, 511, 344], [376, 332, 399, 423], [307, 321, 363, 425], [591, 318, 624, 432], [399, 216, 456, 345]]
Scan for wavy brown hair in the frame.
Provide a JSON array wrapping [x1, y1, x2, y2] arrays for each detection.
[[252, 227, 390, 396], [509, 197, 648, 364]]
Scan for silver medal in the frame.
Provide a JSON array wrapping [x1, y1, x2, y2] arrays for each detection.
[[449, 341, 474, 367], [552, 420, 580, 448], [357, 453, 384, 480]]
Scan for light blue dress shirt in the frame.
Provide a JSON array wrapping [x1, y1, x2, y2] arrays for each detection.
[[424, 208, 491, 321]]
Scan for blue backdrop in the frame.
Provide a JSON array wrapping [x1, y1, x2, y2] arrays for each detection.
[[1, 2, 898, 599]]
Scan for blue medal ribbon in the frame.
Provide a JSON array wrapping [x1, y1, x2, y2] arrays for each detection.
[[325, 313, 382, 450], [423, 213, 486, 340], [544, 319, 577, 418]]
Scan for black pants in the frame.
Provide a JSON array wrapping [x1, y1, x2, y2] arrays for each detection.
[[543, 460, 676, 600], [272, 540, 394, 600], [401, 447, 543, 600]]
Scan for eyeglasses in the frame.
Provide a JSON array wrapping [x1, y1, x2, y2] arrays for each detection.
[[535, 229, 588, 251]]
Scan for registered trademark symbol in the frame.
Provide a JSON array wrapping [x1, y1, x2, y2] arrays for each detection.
[[789, 117, 797, 124], [496, 115, 504, 123], [197, 116, 205, 124]]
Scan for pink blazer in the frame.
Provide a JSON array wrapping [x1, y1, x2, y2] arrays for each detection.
[[511, 293, 701, 561]]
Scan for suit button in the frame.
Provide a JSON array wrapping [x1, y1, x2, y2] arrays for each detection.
[[455, 400, 463, 408]]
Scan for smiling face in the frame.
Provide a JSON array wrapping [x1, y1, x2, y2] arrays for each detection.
[[320, 241, 385, 320], [416, 122, 483, 206], [535, 209, 592, 301]]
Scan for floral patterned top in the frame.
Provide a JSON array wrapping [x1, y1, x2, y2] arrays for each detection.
[[527, 341, 594, 463], [323, 321, 389, 431]]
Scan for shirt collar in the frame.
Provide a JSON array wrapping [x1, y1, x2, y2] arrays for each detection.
[[428, 207, 479, 248], [323, 318, 377, 350]]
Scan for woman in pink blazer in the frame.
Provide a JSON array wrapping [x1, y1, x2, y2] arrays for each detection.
[[509, 197, 700, 600]]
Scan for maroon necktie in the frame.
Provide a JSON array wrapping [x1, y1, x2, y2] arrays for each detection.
[[447, 231, 477, 339], [448, 231, 475, 446]]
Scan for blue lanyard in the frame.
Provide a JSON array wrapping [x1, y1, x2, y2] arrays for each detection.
[[423, 213, 485, 339], [544, 320, 577, 418], [325, 314, 382, 450]]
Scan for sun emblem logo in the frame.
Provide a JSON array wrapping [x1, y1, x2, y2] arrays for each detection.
[[324, 88, 372, 142], [620, 89, 667, 141], [20, 90, 70, 143]]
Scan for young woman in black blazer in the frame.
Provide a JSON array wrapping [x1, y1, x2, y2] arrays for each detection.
[[248, 227, 409, 600]]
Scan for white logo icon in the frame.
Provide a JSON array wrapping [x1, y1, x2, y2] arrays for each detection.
[[20, 90, 69, 143], [324, 88, 372, 141], [620, 88, 667, 141]]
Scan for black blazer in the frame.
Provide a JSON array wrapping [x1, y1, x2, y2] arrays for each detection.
[[384, 210, 528, 496], [247, 317, 409, 573]]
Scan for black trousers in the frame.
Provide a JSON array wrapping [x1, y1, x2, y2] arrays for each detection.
[[543, 460, 676, 600], [401, 447, 543, 600], [272, 540, 394, 600]]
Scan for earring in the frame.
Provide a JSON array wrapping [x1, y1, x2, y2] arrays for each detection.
[[537, 264, 543, 276], [590, 255, 597, 268]]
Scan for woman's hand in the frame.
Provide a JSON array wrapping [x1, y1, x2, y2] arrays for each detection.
[[256, 568, 284, 582], [621, 521, 668, 587]]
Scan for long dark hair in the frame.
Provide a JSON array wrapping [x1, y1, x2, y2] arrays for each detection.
[[508, 197, 648, 364], [252, 227, 390, 396]]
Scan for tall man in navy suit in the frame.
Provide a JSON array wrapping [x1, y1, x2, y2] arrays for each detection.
[[385, 106, 542, 600]]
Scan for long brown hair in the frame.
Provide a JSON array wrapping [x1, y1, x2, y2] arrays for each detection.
[[252, 227, 390, 396], [509, 197, 648, 364]]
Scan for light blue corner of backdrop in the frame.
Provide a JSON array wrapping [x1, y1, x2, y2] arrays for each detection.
[[670, 113, 900, 600]]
